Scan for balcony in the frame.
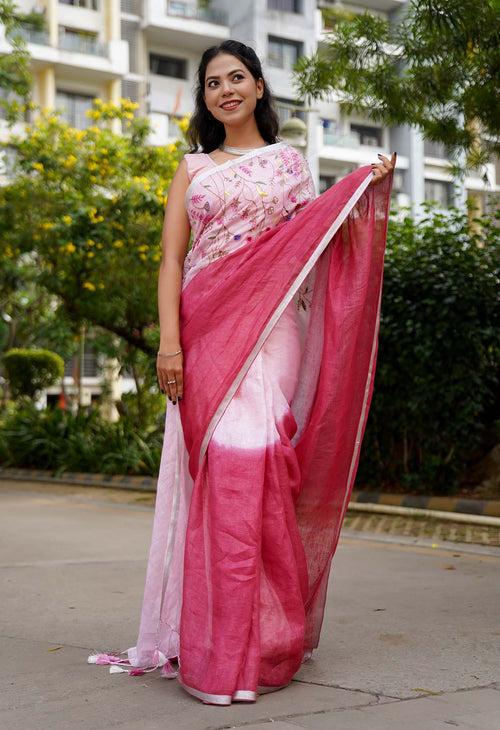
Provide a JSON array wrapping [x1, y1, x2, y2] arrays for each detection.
[[16, 26, 50, 46], [0, 24, 128, 80], [167, 0, 228, 25], [58, 31, 107, 57], [143, 0, 229, 49]]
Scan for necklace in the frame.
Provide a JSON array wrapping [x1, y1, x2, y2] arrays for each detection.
[[219, 142, 269, 155]]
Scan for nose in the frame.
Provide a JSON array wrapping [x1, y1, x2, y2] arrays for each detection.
[[221, 80, 234, 95]]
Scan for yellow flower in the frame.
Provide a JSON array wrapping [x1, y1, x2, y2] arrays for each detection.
[[87, 161, 98, 171], [32, 162, 44, 172], [152, 252, 161, 262], [41, 221, 54, 230], [64, 155, 77, 168], [62, 215, 72, 225], [113, 240, 124, 248], [96, 242, 103, 249], [87, 251, 95, 258], [86, 239, 95, 246], [98, 282, 105, 289], [83, 281, 96, 291], [65, 243, 76, 253], [139, 253, 147, 261], [137, 244, 149, 252]]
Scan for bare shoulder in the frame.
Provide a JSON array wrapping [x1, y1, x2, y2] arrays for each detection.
[[169, 157, 189, 193]]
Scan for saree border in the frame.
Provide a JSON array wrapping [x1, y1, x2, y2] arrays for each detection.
[[198, 169, 375, 467], [184, 141, 286, 204]]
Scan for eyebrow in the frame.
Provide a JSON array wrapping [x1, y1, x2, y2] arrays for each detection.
[[205, 68, 245, 82]]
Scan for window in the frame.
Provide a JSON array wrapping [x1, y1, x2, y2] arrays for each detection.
[[319, 175, 337, 193], [424, 139, 448, 159], [425, 179, 452, 208], [59, 0, 99, 9], [56, 90, 95, 129], [350, 123, 382, 147], [59, 27, 105, 55], [275, 97, 306, 125], [268, 0, 301, 11], [321, 118, 340, 145], [268, 36, 302, 70], [149, 53, 187, 79]]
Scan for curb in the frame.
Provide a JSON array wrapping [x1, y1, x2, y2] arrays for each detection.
[[1, 468, 499, 525], [0, 467, 157, 492], [350, 490, 500, 518]]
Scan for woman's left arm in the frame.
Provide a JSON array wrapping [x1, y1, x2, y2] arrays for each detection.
[[370, 152, 397, 185]]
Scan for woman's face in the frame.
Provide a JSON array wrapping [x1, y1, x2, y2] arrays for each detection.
[[203, 53, 264, 128]]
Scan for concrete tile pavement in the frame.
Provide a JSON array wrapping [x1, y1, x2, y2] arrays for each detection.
[[1, 484, 499, 729]]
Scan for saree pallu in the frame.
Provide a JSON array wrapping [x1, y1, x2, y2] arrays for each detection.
[[92, 146, 393, 705]]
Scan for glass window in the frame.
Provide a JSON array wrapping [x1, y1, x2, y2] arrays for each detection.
[[425, 179, 452, 208], [149, 53, 187, 79], [350, 123, 382, 147], [268, 0, 301, 11], [56, 90, 95, 129], [268, 36, 302, 70], [59, 0, 99, 9], [275, 97, 306, 125]]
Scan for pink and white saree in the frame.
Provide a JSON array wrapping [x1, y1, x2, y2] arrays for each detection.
[[89, 142, 393, 704]]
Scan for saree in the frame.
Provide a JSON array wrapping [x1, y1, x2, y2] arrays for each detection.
[[89, 142, 394, 704]]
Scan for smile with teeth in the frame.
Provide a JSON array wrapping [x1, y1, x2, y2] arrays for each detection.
[[220, 100, 241, 110]]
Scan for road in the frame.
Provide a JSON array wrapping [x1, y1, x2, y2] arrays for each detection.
[[1, 482, 499, 729]]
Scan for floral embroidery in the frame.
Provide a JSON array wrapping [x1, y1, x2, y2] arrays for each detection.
[[182, 144, 316, 286]]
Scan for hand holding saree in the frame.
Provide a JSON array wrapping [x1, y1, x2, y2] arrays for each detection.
[[89, 142, 394, 705]]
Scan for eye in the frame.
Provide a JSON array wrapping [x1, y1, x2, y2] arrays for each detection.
[[232, 73, 244, 81], [207, 80, 218, 88]]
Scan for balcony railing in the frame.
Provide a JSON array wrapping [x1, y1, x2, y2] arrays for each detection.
[[323, 131, 362, 148], [166, 0, 228, 26], [17, 26, 50, 45], [58, 31, 107, 57]]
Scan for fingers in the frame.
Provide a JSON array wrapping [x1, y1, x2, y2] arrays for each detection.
[[156, 353, 183, 405], [371, 152, 397, 185]]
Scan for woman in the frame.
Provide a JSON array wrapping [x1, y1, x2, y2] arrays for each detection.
[[89, 40, 395, 705]]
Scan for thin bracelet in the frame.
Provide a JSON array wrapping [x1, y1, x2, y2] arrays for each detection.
[[157, 348, 182, 357]]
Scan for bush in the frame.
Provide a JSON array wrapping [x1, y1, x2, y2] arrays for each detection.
[[0, 404, 163, 476], [2, 348, 64, 399], [357, 205, 499, 494]]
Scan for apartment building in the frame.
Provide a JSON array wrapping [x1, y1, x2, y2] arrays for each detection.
[[0, 0, 497, 406]]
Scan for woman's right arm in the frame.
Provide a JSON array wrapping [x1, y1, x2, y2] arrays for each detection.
[[156, 157, 191, 404]]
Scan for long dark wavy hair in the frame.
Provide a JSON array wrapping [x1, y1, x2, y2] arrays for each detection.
[[186, 40, 281, 153]]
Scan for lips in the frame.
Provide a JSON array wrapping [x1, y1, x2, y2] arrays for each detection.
[[220, 100, 241, 111]]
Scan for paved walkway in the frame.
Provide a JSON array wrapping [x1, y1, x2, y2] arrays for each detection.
[[1, 482, 499, 729]]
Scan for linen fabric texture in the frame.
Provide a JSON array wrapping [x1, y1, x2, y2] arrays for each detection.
[[113, 142, 393, 703]]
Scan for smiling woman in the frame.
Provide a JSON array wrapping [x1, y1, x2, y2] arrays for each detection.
[[88, 39, 395, 706]]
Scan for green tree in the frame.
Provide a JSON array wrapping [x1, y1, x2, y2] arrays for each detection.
[[0, 0, 44, 119], [0, 102, 185, 359], [294, 0, 500, 176]]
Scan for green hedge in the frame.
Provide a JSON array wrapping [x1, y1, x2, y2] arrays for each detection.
[[357, 205, 499, 494], [2, 348, 64, 399], [0, 405, 162, 476]]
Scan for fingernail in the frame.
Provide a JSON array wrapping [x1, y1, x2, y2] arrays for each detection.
[[377, 153, 382, 157], [178, 396, 182, 401], [168, 396, 171, 401]]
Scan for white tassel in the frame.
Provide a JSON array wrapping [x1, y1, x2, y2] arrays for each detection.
[[109, 665, 129, 674]]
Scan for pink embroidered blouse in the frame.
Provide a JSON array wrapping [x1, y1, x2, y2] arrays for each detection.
[[182, 141, 316, 288]]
